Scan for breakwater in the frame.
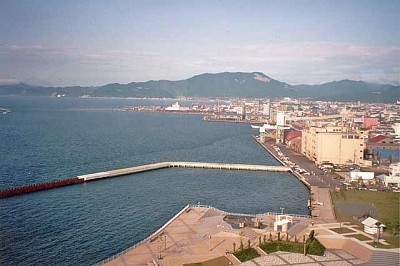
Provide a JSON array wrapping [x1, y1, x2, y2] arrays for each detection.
[[0, 177, 83, 199], [1, 162, 290, 199]]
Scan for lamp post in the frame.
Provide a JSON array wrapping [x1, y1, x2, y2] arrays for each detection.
[[280, 207, 285, 214]]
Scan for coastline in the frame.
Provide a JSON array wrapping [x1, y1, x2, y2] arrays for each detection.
[[251, 136, 336, 221], [251, 136, 311, 189]]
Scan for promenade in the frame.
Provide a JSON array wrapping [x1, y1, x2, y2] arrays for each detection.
[[97, 205, 397, 266]]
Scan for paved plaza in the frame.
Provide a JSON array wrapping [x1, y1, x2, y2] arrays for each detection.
[[100, 205, 400, 266]]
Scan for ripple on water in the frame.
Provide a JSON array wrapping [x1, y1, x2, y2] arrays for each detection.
[[0, 97, 309, 265]]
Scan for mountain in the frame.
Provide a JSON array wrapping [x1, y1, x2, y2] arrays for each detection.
[[0, 72, 398, 102], [294, 80, 399, 102]]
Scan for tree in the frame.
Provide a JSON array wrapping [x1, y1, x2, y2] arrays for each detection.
[[309, 230, 315, 240]]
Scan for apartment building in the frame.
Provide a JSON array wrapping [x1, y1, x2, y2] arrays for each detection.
[[301, 125, 365, 165]]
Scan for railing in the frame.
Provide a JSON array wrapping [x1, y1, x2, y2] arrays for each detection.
[[191, 204, 311, 219], [93, 204, 190, 265]]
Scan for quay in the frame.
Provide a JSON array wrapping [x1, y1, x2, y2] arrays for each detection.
[[0, 162, 290, 198]]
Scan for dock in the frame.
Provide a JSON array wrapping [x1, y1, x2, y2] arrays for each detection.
[[78, 161, 291, 181], [1, 162, 290, 198]]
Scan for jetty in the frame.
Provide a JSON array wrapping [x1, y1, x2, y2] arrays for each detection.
[[1, 162, 290, 198], [78, 161, 290, 181]]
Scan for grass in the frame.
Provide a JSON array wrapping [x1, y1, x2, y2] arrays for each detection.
[[350, 234, 373, 241], [331, 190, 400, 235], [382, 236, 400, 248], [330, 227, 355, 234], [233, 248, 260, 262]]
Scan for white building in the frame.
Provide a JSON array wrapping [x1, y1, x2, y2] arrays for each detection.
[[361, 217, 385, 235], [389, 162, 400, 177], [346, 170, 375, 183], [377, 174, 400, 187]]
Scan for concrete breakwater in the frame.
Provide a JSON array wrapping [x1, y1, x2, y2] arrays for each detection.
[[1, 162, 290, 199]]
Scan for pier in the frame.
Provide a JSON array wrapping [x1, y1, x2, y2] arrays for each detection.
[[1, 162, 290, 198], [78, 161, 290, 181]]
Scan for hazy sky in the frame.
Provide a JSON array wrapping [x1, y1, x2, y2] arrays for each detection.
[[0, 0, 399, 86]]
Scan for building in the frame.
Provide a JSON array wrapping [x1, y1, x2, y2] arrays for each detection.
[[284, 130, 302, 153], [389, 162, 400, 176], [361, 217, 385, 235], [377, 174, 400, 187], [363, 117, 379, 129], [367, 135, 400, 163], [367, 135, 398, 150], [301, 125, 365, 165], [346, 170, 375, 183]]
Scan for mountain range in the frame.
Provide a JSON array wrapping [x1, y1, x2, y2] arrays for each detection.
[[0, 72, 398, 103]]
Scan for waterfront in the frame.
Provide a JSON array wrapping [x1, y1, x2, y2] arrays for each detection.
[[0, 96, 309, 265]]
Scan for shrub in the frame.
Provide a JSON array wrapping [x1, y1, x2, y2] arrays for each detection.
[[306, 238, 325, 256], [233, 248, 260, 262], [260, 238, 325, 256], [260, 241, 278, 254]]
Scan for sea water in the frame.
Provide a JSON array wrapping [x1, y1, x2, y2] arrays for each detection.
[[0, 96, 309, 265]]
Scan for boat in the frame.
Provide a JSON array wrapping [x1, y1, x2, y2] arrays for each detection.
[[251, 125, 261, 129], [1, 108, 11, 114]]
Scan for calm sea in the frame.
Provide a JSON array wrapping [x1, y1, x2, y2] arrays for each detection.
[[0, 96, 309, 265]]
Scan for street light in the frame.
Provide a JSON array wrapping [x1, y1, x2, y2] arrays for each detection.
[[280, 207, 285, 214]]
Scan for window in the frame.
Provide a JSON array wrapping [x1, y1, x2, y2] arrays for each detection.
[[342, 135, 347, 139], [348, 135, 354, 139], [360, 144, 363, 146], [355, 136, 360, 139]]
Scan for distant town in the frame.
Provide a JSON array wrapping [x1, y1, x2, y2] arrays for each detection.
[[118, 97, 400, 192]]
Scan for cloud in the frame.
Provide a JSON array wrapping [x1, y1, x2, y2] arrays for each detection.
[[191, 42, 400, 85], [0, 78, 20, 85], [0, 42, 399, 86]]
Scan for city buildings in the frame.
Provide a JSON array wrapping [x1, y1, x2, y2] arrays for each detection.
[[301, 125, 365, 166]]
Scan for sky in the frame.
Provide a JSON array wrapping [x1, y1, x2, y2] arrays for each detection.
[[0, 0, 399, 86]]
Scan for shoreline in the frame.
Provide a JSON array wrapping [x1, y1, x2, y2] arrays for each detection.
[[252, 137, 336, 221], [251, 136, 311, 189]]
